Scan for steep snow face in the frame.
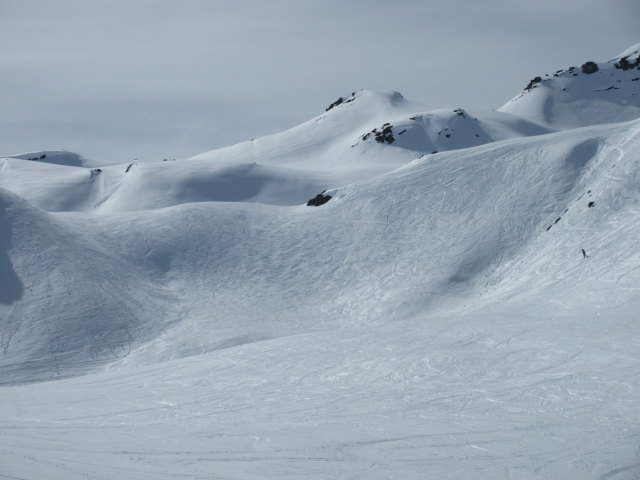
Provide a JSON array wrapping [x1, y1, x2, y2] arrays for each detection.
[[500, 45, 640, 128], [0, 188, 177, 383]]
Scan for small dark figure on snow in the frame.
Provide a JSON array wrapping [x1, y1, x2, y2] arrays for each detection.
[[582, 249, 588, 258]]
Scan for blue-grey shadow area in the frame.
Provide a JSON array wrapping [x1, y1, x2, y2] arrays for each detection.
[[181, 165, 264, 203], [563, 139, 600, 171], [0, 197, 24, 304]]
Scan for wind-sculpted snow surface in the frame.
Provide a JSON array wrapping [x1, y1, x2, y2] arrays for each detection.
[[1, 119, 639, 478], [0, 189, 177, 383], [2, 311, 639, 480], [1, 45, 640, 479]]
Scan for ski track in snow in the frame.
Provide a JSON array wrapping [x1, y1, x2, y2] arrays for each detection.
[[1, 45, 640, 479], [1, 314, 639, 479]]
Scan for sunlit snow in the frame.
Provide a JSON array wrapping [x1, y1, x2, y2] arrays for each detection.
[[1, 45, 640, 480]]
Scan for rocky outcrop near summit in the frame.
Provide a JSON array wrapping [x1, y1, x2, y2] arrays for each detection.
[[500, 44, 640, 128]]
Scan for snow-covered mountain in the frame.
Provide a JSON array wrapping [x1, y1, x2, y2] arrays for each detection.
[[4, 150, 89, 167], [500, 43, 640, 128], [1, 45, 640, 480], [1, 90, 554, 213]]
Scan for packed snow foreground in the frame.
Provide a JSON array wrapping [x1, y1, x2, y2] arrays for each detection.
[[1, 44, 640, 479]]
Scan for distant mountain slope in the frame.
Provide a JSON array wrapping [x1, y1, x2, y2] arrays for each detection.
[[351, 107, 551, 154], [190, 90, 552, 171], [500, 43, 640, 128], [1, 91, 552, 213], [4, 150, 93, 167]]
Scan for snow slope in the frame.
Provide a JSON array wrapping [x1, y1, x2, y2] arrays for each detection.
[[2, 309, 638, 480], [1, 45, 640, 480], [3, 150, 108, 168], [4, 150, 87, 167], [0, 188, 177, 383], [1, 119, 639, 478], [500, 43, 640, 128], [1, 91, 551, 213]]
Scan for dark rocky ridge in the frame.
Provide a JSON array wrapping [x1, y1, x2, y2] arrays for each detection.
[[614, 55, 640, 71], [306, 191, 332, 206], [325, 92, 357, 112], [362, 123, 395, 144], [517, 47, 640, 98]]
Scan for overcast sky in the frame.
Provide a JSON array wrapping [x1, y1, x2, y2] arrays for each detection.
[[1, 0, 638, 163]]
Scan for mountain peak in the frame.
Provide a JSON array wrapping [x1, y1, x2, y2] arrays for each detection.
[[323, 89, 406, 113], [499, 43, 640, 128]]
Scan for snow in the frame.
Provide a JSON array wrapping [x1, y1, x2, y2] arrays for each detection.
[[1, 91, 552, 213], [4, 150, 109, 168], [1, 45, 640, 479], [500, 46, 640, 129], [1, 312, 638, 479], [616, 43, 640, 60]]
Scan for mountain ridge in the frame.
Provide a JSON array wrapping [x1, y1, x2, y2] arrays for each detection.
[[500, 43, 640, 128]]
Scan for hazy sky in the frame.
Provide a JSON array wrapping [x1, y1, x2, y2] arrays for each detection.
[[1, 0, 638, 163]]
